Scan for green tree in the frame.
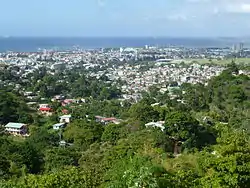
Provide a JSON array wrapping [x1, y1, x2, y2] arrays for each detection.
[[63, 120, 104, 150], [101, 123, 129, 145], [0, 167, 102, 188], [17, 142, 43, 174], [0, 90, 32, 124], [105, 156, 162, 188], [44, 148, 79, 173], [198, 125, 250, 188], [129, 102, 159, 124], [0, 155, 10, 180], [165, 111, 209, 152]]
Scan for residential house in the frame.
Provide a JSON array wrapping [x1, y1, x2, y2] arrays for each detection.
[[59, 115, 72, 123], [102, 117, 118, 125], [145, 121, 165, 132], [39, 104, 52, 112], [61, 99, 75, 106], [95, 116, 120, 125], [53, 123, 66, 130], [5, 122, 27, 136], [51, 95, 65, 102], [39, 104, 53, 116], [95, 116, 105, 123]]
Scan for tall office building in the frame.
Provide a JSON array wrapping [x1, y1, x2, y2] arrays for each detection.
[[239, 42, 244, 51], [232, 44, 237, 52]]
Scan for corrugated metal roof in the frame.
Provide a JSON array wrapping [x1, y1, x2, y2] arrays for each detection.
[[53, 123, 65, 127], [5, 122, 26, 129], [60, 115, 72, 118]]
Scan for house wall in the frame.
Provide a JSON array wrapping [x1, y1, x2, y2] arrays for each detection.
[[6, 127, 27, 135], [60, 118, 70, 123]]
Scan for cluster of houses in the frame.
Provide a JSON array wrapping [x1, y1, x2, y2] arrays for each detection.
[[2, 46, 250, 139], [4, 114, 124, 136], [4, 88, 126, 137], [106, 63, 226, 101], [24, 94, 86, 117], [4, 114, 72, 136], [2, 45, 250, 104]]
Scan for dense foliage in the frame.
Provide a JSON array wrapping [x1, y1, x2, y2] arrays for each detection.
[[0, 91, 33, 124]]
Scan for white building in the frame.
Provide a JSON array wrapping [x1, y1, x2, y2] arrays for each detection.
[[5, 122, 27, 135], [53, 123, 66, 130], [59, 115, 72, 123], [145, 121, 165, 132]]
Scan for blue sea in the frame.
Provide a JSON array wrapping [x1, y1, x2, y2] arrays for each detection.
[[0, 37, 248, 52]]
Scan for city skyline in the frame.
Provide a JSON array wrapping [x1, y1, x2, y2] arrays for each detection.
[[1, 0, 250, 37]]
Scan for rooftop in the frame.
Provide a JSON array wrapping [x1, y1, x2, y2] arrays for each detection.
[[5, 122, 26, 129], [60, 115, 72, 118], [102, 117, 117, 121], [53, 123, 65, 127]]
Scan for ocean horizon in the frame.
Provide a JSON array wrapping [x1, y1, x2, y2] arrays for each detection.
[[0, 37, 248, 52]]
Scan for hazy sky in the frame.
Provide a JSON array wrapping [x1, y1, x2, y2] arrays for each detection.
[[1, 0, 250, 37]]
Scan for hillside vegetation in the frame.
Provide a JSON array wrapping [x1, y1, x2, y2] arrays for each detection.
[[0, 64, 250, 188]]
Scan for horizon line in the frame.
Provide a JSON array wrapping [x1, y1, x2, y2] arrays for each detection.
[[0, 36, 249, 39]]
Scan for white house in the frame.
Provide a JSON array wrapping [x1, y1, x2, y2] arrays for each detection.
[[59, 115, 72, 123], [145, 121, 165, 132], [53, 123, 66, 130]]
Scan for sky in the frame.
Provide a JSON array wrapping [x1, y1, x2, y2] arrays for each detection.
[[0, 0, 250, 37]]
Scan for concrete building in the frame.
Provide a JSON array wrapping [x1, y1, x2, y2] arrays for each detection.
[[5, 122, 27, 136]]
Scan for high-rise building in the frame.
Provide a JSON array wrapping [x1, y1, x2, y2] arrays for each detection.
[[239, 42, 244, 51], [232, 44, 237, 52], [232, 43, 244, 52]]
